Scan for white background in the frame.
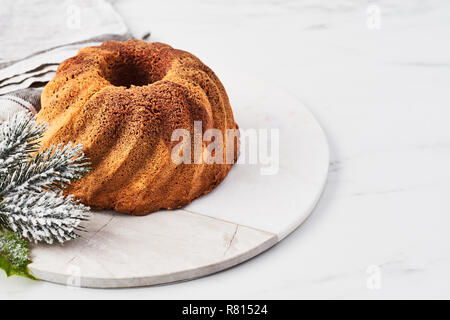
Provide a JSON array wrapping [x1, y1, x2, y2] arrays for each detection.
[[2, 0, 450, 299]]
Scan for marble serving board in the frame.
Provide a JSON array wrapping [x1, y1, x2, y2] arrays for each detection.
[[28, 71, 329, 288]]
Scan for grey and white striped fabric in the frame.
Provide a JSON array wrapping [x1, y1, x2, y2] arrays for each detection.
[[0, 89, 41, 122], [0, 0, 134, 120]]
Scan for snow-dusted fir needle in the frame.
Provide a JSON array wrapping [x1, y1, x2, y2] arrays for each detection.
[[0, 191, 89, 244], [0, 112, 90, 245], [0, 143, 89, 197], [0, 111, 45, 174]]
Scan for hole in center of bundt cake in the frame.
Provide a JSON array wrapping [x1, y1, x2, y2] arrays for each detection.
[[105, 61, 158, 88]]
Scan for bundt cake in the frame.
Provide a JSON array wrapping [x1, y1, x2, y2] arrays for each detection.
[[37, 40, 239, 215]]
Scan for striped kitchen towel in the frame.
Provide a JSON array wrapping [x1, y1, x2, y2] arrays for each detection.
[[0, 89, 42, 122], [0, 0, 136, 121]]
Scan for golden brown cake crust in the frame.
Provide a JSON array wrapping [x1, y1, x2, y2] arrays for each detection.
[[37, 40, 239, 215]]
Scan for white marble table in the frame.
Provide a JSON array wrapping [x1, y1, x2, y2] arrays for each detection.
[[2, 0, 450, 299]]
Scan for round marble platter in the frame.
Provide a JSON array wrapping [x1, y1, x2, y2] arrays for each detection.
[[29, 70, 330, 288]]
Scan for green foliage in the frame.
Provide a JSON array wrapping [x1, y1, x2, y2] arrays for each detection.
[[0, 229, 36, 280]]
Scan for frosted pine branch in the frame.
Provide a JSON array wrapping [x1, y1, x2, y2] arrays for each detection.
[[0, 112, 45, 176], [0, 192, 89, 244], [0, 143, 90, 197], [0, 111, 91, 244]]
